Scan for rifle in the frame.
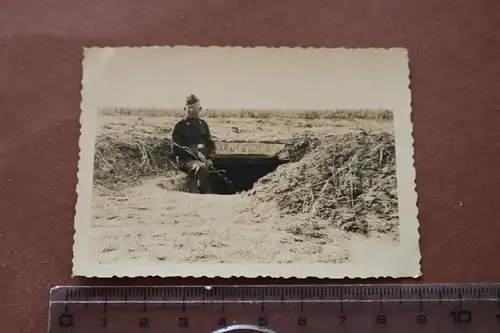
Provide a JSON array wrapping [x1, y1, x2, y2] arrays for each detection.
[[168, 139, 235, 189]]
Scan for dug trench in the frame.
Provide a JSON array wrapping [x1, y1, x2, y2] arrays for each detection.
[[93, 130, 400, 239], [91, 128, 402, 265], [209, 154, 290, 195]]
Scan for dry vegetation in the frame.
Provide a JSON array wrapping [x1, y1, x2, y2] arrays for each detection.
[[93, 107, 393, 189], [92, 108, 398, 239], [246, 131, 399, 236], [93, 130, 178, 190], [99, 107, 393, 121]]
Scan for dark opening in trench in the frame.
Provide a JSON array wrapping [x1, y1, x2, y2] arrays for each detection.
[[210, 154, 289, 195]]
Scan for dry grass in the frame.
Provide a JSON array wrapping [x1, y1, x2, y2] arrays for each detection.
[[92, 119, 399, 238], [98, 107, 393, 121], [93, 131, 179, 189], [247, 130, 399, 237]]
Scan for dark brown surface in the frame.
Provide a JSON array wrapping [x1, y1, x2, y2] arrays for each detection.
[[1, 0, 499, 332]]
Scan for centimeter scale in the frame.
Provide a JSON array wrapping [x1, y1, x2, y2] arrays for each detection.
[[48, 284, 500, 332]]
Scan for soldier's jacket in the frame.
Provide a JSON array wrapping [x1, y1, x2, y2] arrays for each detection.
[[171, 117, 216, 162]]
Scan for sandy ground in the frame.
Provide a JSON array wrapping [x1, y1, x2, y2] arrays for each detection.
[[90, 115, 398, 264]]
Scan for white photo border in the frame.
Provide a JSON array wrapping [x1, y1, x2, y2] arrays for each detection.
[[73, 46, 420, 279]]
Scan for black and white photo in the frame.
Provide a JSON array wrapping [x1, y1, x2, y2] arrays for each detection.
[[73, 46, 420, 278]]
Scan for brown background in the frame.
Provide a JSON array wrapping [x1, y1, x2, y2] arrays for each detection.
[[1, 0, 500, 332]]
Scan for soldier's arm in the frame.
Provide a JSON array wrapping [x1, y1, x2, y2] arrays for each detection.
[[172, 121, 190, 160], [172, 121, 183, 145], [202, 120, 216, 160]]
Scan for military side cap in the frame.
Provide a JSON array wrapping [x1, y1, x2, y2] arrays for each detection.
[[186, 94, 200, 106]]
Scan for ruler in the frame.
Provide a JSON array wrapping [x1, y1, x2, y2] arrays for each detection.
[[48, 284, 500, 332]]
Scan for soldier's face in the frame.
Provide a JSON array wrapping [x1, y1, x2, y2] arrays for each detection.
[[185, 103, 201, 118]]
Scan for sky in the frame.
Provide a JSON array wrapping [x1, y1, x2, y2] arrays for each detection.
[[81, 46, 410, 111]]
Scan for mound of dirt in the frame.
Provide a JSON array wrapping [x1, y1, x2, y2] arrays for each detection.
[[93, 131, 180, 189], [283, 133, 322, 162], [247, 130, 399, 236]]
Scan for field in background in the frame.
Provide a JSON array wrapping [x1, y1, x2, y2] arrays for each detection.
[[98, 107, 394, 121]]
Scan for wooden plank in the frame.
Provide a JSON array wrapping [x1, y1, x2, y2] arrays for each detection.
[[215, 141, 286, 155]]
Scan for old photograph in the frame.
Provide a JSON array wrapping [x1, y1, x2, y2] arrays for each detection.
[[73, 46, 420, 278]]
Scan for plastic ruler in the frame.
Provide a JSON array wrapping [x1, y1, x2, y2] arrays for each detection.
[[48, 284, 500, 332]]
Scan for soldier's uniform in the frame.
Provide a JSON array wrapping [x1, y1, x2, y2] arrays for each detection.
[[172, 95, 216, 194]]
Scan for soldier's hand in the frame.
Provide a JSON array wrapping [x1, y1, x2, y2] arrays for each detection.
[[197, 151, 207, 162], [206, 159, 214, 168]]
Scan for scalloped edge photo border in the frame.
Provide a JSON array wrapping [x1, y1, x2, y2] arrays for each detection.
[[72, 46, 420, 279]]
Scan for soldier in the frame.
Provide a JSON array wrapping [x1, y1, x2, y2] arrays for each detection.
[[172, 94, 216, 194]]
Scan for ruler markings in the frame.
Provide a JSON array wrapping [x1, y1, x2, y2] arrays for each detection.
[[339, 290, 344, 312], [250, 286, 256, 299], [497, 288, 500, 309], [52, 299, 458, 305], [182, 288, 186, 312], [283, 287, 290, 299], [52, 285, 500, 303], [83, 288, 88, 308], [418, 288, 424, 312], [260, 289, 265, 313], [48, 280, 500, 333], [458, 288, 463, 309], [64, 289, 69, 313], [51, 286, 500, 325], [161, 288, 166, 308], [332, 286, 340, 299], [221, 290, 225, 313]]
